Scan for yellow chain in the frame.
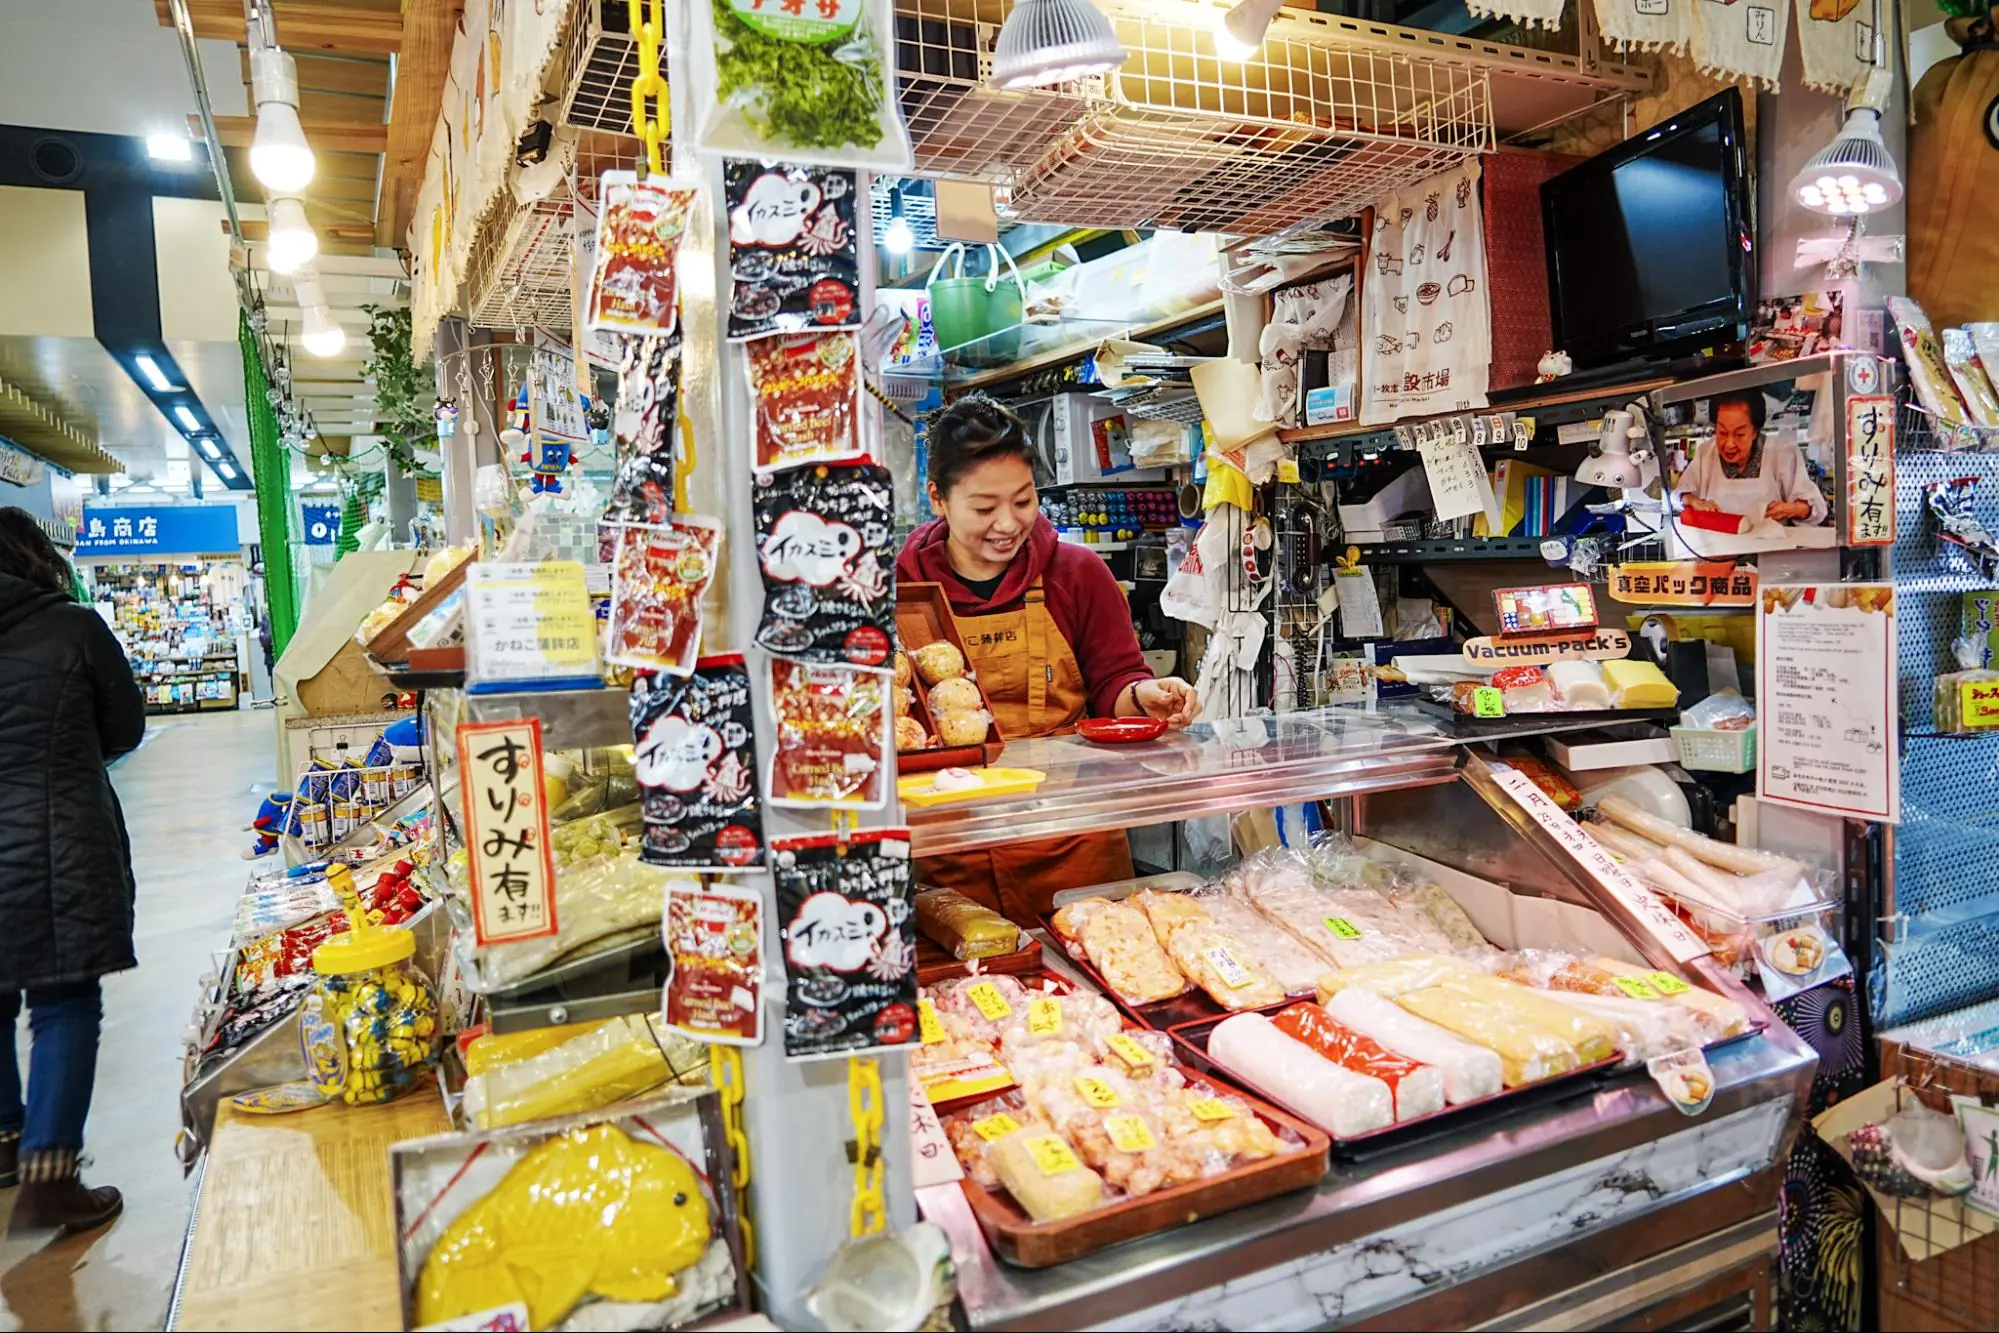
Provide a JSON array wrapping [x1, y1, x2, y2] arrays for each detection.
[[626, 0, 669, 176], [846, 1055, 887, 1237], [709, 1044, 755, 1268]]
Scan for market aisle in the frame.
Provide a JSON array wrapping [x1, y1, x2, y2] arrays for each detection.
[[0, 710, 274, 1332]]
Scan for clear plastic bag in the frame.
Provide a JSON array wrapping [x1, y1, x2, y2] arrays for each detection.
[[461, 1014, 674, 1130]]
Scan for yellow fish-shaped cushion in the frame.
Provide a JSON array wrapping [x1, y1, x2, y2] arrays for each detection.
[[416, 1122, 712, 1330]]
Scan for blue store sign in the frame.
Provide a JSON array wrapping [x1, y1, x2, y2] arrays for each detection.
[[301, 504, 341, 546], [75, 504, 240, 557]]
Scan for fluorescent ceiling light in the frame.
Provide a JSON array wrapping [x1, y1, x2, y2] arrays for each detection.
[[1215, 0, 1283, 61], [301, 305, 347, 358], [249, 47, 315, 193], [174, 404, 201, 431], [265, 197, 318, 274], [147, 134, 193, 163], [217, 461, 238, 479], [195, 436, 221, 457], [990, 0, 1127, 89], [134, 354, 176, 392]]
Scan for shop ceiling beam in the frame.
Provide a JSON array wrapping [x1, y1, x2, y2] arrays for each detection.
[[381, 0, 463, 249], [152, 0, 403, 54], [0, 380, 122, 475], [187, 113, 389, 156]]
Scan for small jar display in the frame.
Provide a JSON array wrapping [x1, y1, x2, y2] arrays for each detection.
[[300, 865, 440, 1105]]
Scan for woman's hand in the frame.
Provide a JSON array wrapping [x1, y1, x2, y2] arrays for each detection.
[[1682, 496, 1719, 513], [1131, 677, 1200, 728], [1764, 499, 1811, 523]]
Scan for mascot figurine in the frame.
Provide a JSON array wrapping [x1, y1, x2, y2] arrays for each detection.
[[503, 379, 575, 496], [243, 790, 293, 860]]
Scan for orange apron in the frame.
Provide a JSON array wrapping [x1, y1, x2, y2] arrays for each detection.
[[916, 580, 1133, 923]]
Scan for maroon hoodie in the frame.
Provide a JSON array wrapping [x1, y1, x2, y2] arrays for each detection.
[[896, 515, 1152, 721]]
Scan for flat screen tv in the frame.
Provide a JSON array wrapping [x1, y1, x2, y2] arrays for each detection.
[[1541, 88, 1755, 372]]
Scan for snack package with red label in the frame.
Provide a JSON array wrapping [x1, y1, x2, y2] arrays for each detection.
[[598, 333, 682, 559], [606, 517, 722, 676], [586, 172, 701, 335], [663, 878, 764, 1046], [746, 331, 864, 471], [772, 828, 916, 1059], [725, 159, 860, 341], [767, 657, 891, 809], [630, 655, 764, 871], [754, 459, 896, 665]]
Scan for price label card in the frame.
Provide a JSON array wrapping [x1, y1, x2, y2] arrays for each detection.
[[1106, 1032, 1154, 1071], [1961, 681, 1999, 728], [1027, 996, 1063, 1035], [1324, 916, 1364, 941], [465, 561, 601, 685], [918, 999, 946, 1045], [1473, 686, 1504, 718], [1647, 970, 1692, 995], [1074, 1075, 1121, 1108], [1204, 945, 1255, 989], [1613, 976, 1661, 1000], [1187, 1097, 1236, 1122], [972, 1112, 1022, 1142], [1104, 1114, 1157, 1153], [966, 981, 1013, 1021], [1026, 1134, 1082, 1175], [457, 718, 560, 945]]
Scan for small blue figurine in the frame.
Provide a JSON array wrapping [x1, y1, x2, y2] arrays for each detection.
[[524, 433, 573, 494]]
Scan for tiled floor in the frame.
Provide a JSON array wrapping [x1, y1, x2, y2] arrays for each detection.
[[0, 710, 275, 1332]]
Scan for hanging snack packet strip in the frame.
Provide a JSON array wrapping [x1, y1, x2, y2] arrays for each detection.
[[753, 459, 896, 666], [772, 827, 917, 1060], [598, 333, 682, 559], [724, 160, 861, 342], [746, 331, 865, 471], [587, 172, 701, 335], [766, 657, 890, 809], [606, 517, 722, 676], [630, 655, 764, 870], [663, 878, 764, 1046]]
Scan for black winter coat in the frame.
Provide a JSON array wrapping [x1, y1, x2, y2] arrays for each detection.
[[0, 572, 146, 987]]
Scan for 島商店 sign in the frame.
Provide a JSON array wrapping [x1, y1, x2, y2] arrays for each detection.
[[74, 504, 239, 557]]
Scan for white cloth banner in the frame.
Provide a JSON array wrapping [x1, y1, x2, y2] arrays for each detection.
[[1792, 0, 1880, 94], [1468, 0, 1569, 30], [1592, 0, 1696, 52], [1693, 0, 1792, 89], [1361, 160, 1491, 426]]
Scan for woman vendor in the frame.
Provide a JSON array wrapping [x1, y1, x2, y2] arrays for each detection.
[[1674, 392, 1828, 528], [896, 395, 1200, 922]]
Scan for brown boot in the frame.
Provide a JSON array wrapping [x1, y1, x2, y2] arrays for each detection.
[[7, 1151, 121, 1236]]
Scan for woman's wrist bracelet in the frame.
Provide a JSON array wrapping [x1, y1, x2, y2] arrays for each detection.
[[1127, 680, 1143, 715]]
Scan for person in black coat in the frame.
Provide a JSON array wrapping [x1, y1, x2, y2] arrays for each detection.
[[0, 507, 142, 1235]]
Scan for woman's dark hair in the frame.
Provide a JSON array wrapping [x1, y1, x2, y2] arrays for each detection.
[[0, 507, 73, 596], [925, 393, 1034, 496], [1710, 392, 1766, 433]]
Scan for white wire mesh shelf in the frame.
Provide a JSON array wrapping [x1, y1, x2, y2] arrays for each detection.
[[556, 1, 653, 134], [465, 131, 641, 331]]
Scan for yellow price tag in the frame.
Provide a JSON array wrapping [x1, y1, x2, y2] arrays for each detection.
[[1276, 458, 1302, 484], [1613, 976, 1661, 1000], [1027, 997, 1063, 1036], [1104, 1114, 1157, 1153], [1962, 680, 1999, 728], [1473, 686, 1504, 718], [1074, 1074, 1121, 1108], [1647, 970, 1692, 996], [1025, 1134, 1081, 1175], [918, 999, 945, 1045], [1324, 917, 1363, 941], [1187, 1097, 1236, 1122], [966, 981, 1013, 1022], [1106, 1032, 1154, 1071], [972, 1113, 1022, 1142]]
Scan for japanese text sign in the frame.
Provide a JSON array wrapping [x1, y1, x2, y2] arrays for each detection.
[[1962, 681, 1999, 730], [75, 504, 239, 557], [1608, 561, 1758, 607], [1844, 396, 1895, 547], [465, 561, 601, 685], [457, 718, 560, 945]]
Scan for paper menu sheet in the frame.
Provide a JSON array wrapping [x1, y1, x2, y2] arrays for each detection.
[[1417, 428, 1498, 527], [1756, 583, 1899, 824]]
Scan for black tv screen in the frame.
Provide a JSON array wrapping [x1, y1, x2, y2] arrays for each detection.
[[1542, 88, 1754, 371]]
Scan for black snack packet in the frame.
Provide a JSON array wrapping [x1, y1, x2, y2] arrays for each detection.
[[629, 654, 764, 870], [772, 829, 916, 1060], [725, 159, 860, 342], [598, 332, 682, 561], [753, 459, 896, 666]]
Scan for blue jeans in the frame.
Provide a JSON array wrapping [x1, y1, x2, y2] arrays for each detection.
[[0, 982, 103, 1157]]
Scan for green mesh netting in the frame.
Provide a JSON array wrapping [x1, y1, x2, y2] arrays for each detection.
[[240, 311, 300, 656]]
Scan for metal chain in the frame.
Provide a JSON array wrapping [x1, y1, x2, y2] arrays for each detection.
[[709, 1044, 755, 1268], [846, 1055, 888, 1237], [626, 0, 668, 177]]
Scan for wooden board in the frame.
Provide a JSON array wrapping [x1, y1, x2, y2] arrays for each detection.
[[174, 1080, 449, 1331], [895, 582, 1005, 773]]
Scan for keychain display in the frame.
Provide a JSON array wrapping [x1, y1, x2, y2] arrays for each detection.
[[600, 334, 683, 557], [663, 878, 764, 1046], [630, 656, 764, 870], [767, 658, 891, 809], [725, 160, 860, 341], [606, 518, 722, 675], [772, 828, 917, 1059], [587, 173, 701, 335], [746, 331, 864, 471], [754, 459, 896, 666]]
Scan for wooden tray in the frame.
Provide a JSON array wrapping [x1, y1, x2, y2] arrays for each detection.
[[895, 582, 1004, 773], [362, 556, 473, 668], [916, 935, 1044, 985]]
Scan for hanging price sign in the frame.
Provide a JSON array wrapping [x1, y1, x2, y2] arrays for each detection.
[[457, 718, 560, 945]]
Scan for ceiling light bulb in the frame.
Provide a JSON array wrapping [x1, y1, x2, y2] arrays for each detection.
[[1216, 0, 1283, 60], [990, 0, 1127, 89], [248, 47, 315, 193], [301, 305, 346, 358], [265, 197, 318, 274], [883, 215, 914, 256], [147, 134, 193, 163], [1791, 105, 1901, 218]]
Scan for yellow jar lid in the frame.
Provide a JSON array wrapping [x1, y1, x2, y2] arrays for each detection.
[[311, 863, 417, 974]]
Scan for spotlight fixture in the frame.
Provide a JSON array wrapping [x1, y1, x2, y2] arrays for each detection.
[[248, 47, 315, 193], [991, 0, 1127, 89], [883, 186, 914, 256], [1791, 71, 1901, 218], [265, 197, 318, 274]]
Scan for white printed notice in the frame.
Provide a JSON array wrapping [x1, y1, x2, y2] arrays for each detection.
[[1418, 423, 1501, 529], [1757, 584, 1898, 823], [1489, 765, 1709, 963]]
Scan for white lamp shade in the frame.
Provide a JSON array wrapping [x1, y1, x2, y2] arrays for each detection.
[[265, 197, 318, 273], [301, 305, 346, 358], [1789, 107, 1901, 217], [991, 0, 1127, 89], [250, 101, 316, 193]]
